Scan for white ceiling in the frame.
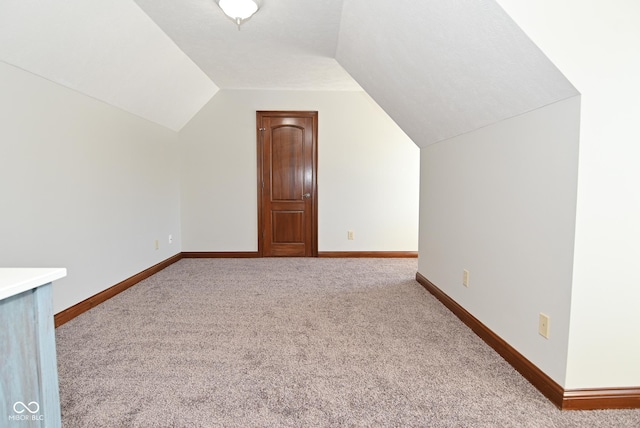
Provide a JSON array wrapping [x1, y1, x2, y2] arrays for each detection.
[[0, 0, 578, 142], [337, 0, 579, 146], [0, 0, 218, 131], [133, 0, 361, 91]]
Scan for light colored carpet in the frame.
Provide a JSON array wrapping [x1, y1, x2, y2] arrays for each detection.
[[55, 258, 640, 427]]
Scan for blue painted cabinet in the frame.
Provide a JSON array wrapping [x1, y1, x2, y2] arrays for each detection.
[[1, 269, 65, 427]]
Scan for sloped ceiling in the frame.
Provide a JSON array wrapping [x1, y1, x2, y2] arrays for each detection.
[[336, 0, 579, 147], [133, 0, 360, 91], [0, 0, 578, 141], [0, 0, 218, 131]]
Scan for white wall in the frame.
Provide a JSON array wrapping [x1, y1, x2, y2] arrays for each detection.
[[0, 61, 181, 313], [496, 0, 640, 391], [179, 90, 419, 252], [419, 97, 581, 385]]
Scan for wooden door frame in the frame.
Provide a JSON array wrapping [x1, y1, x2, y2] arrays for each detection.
[[256, 111, 318, 257]]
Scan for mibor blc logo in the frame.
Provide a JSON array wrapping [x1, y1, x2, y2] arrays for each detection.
[[9, 401, 44, 422]]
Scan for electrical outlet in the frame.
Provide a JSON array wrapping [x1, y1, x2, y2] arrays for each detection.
[[539, 313, 550, 338], [347, 230, 354, 240], [155, 240, 159, 250], [463, 269, 469, 287]]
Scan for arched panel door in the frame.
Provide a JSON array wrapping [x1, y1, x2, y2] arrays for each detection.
[[257, 111, 317, 257]]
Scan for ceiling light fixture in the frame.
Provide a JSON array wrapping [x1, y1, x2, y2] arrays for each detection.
[[215, 0, 260, 30]]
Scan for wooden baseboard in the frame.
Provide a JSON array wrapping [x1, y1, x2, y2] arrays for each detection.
[[54, 253, 182, 327], [181, 252, 260, 258], [184, 251, 418, 258], [415, 272, 640, 410], [415, 272, 565, 407], [562, 387, 640, 410], [318, 251, 418, 258]]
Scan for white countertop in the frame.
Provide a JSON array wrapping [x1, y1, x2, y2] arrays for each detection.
[[0, 268, 67, 301]]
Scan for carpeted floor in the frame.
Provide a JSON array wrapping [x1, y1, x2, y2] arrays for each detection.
[[55, 258, 640, 427]]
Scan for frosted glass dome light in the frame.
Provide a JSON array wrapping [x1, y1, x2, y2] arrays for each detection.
[[216, 0, 260, 29]]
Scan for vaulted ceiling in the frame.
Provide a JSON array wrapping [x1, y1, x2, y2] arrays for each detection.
[[0, 0, 578, 144], [134, 0, 360, 91], [338, 0, 578, 146]]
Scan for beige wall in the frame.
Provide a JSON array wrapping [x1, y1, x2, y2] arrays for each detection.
[[179, 89, 420, 253], [497, 0, 640, 391], [419, 97, 581, 385], [0, 61, 182, 313]]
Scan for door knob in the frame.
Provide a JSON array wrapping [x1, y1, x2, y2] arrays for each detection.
[[302, 193, 311, 199]]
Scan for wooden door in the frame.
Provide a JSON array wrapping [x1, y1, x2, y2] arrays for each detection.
[[257, 111, 317, 257]]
